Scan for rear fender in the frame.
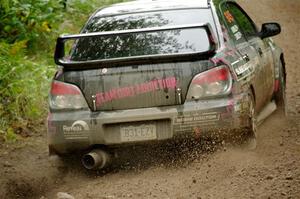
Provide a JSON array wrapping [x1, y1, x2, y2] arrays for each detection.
[[267, 38, 284, 80]]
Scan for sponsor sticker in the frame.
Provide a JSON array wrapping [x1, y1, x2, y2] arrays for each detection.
[[231, 25, 239, 34], [95, 77, 177, 107], [235, 64, 250, 75], [101, 68, 108, 74], [234, 32, 242, 41], [175, 112, 220, 124], [63, 120, 90, 139], [224, 11, 235, 23]]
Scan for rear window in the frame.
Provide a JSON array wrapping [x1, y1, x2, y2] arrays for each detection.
[[84, 9, 215, 32], [69, 9, 216, 61]]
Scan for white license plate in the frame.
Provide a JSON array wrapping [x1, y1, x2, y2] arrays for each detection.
[[120, 124, 157, 142]]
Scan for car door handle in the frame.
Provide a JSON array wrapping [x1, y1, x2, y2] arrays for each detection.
[[242, 54, 250, 62]]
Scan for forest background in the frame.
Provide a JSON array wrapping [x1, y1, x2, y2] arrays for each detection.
[[0, 0, 126, 142]]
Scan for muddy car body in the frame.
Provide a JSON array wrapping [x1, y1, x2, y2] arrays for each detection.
[[48, 0, 285, 169]]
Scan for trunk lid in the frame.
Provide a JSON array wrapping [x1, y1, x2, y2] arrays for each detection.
[[63, 61, 212, 111]]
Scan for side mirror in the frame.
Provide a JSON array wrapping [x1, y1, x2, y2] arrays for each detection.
[[259, 23, 281, 39]]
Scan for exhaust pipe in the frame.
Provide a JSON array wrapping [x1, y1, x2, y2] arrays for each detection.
[[82, 149, 111, 170]]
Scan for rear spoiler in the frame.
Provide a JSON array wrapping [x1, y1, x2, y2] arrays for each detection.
[[54, 23, 217, 69]]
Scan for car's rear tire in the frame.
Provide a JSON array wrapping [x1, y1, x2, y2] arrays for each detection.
[[275, 61, 286, 114], [242, 91, 257, 150]]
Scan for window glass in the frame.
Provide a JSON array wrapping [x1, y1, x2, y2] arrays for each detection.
[[68, 9, 216, 61], [226, 3, 257, 39], [70, 28, 211, 61], [218, 2, 257, 45], [218, 3, 246, 45], [84, 9, 216, 33]]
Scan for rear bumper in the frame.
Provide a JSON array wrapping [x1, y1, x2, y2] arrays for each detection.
[[48, 94, 250, 154]]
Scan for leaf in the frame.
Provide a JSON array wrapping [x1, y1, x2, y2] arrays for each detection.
[[4, 25, 11, 32], [9, 40, 28, 55], [41, 21, 51, 32], [5, 127, 17, 142]]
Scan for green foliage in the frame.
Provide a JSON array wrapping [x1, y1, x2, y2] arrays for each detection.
[[0, 0, 63, 50], [0, 40, 55, 139], [5, 128, 17, 143], [0, 0, 127, 142], [60, 0, 129, 33]]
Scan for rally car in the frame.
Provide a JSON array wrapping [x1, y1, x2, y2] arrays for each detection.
[[48, 0, 285, 169]]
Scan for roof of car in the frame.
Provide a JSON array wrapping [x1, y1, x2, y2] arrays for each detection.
[[94, 0, 210, 17]]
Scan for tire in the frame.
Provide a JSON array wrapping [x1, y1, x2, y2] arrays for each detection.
[[242, 91, 257, 150], [275, 61, 286, 114]]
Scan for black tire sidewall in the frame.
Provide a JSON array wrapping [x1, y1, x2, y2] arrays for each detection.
[[275, 61, 286, 112]]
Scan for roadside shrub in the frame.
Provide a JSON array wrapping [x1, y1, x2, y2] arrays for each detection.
[[0, 0, 63, 50], [0, 41, 55, 140], [0, 0, 127, 142]]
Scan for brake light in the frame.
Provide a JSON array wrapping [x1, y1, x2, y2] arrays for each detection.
[[186, 66, 232, 100], [51, 81, 81, 95], [49, 81, 88, 110]]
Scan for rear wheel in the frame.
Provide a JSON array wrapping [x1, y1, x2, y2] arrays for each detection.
[[275, 61, 286, 114], [242, 91, 257, 150]]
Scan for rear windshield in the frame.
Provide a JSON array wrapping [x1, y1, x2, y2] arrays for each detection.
[[69, 9, 216, 61]]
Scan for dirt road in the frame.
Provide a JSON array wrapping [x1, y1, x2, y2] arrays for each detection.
[[0, 1, 299, 199]]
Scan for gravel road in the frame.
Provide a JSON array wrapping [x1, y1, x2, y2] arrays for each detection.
[[0, 1, 299, 199]]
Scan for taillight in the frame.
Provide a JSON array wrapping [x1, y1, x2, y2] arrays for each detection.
[[50, 81, 88, 110], [186, 66, 232, 100]]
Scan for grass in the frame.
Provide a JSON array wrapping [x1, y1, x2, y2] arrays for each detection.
[[0, 0, 128, 143]]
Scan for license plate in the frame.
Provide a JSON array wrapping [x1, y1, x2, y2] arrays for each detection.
[[120, 124, 157, 142]]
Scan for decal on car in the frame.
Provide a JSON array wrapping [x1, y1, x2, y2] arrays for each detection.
[[63, 120, 90, 139], [173, 112, 221, 134], [101, 68, 108, 74], [230, 25, 239, 34], [175, 112, 220, 124], [234, 31, 242, 41], [96, 77, 177, 106], [224, 10, 234, 23], [234, 63, 251, 75]]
